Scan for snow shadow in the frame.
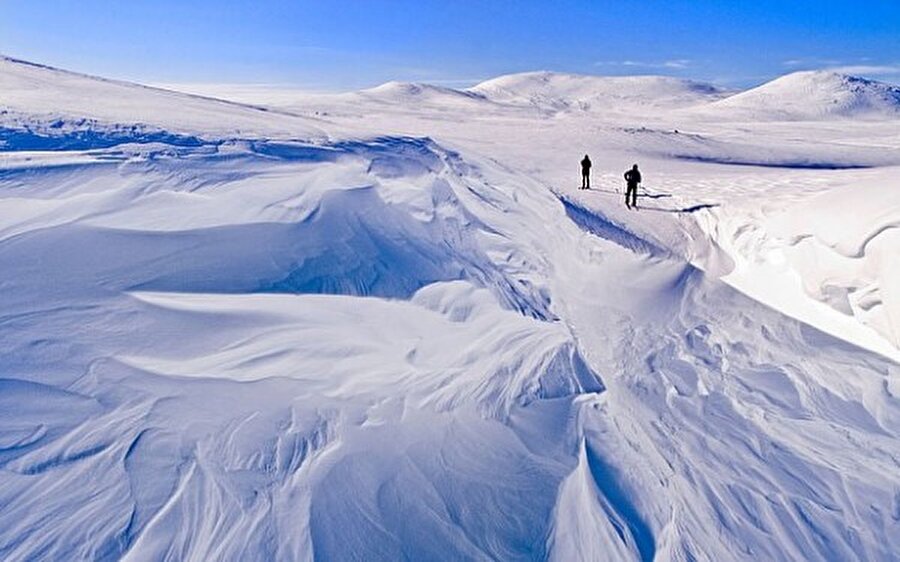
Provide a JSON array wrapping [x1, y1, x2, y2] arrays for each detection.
[[585, 443, 656, 562], [0, 126, 207, 152], [244, 140, 343, 162], [0, 195, 461, 301], [560, 196, 669, 257], [675, 155, 872, 170], [637, 188, 673, 200], [577, 188, 671, 199], [571, 189, 718, 213], [640, 202, 721, 214]]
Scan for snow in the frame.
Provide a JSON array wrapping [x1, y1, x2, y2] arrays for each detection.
[[703, 71, 900, 121], [469, 71, 727, 113], [0, 56, 325, 143], [1, 57, 900, 561], [764, 171, 900, 346]]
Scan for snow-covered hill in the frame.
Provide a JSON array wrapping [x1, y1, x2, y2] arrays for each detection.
[[704, 70, 900, 120], [469, 71, 726, 112], [1, 58, 899, 561], [362, 81, 489, 105]]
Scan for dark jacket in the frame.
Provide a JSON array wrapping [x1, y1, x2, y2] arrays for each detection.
[[624, 169, 641, 186], [581, 157, 591, 173]]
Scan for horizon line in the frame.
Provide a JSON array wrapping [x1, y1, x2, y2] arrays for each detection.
[[3, 52, 900, 95]]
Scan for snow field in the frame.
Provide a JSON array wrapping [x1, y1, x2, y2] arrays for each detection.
[[1, 57, 899, 561]]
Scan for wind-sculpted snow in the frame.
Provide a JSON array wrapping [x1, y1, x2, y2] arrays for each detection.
[[2, 132, 898, 561], [0, 138, 558, 320], [759, 174, 900, 347], [0, 135, 607, 559], [2, 58, 900, 561], [0, 121, 209, 151]]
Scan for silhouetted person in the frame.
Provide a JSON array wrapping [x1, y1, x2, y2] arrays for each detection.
[[580, 154, 592, 189], [624, 164, 641, 209]]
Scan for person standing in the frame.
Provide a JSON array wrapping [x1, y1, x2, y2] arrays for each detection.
[[624, 164, 641, 209], [580, 154, 592, 189]]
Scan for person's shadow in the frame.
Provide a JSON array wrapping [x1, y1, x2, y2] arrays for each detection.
[[640, 202, 719, 213], [577, 186, 716, 213]]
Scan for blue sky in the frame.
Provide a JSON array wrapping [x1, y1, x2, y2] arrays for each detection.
[[2, 0, 899, 90]]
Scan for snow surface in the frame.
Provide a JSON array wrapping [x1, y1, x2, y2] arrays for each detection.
[[1, 58, 900, 561]]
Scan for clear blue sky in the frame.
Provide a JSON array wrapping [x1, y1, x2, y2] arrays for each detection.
[[2, 0, 899, 90]]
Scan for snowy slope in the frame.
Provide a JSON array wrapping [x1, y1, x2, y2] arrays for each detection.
[[1, 58, 900, 562], [0, 56, 324, 144], [703, 71, 900, 120]]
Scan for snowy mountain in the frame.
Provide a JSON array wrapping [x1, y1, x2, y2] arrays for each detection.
[[705, 70, 900, 120], [1, 57, 900, 561]]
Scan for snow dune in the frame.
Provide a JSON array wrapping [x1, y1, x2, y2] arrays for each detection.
[[1, 56, 899, 561]]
